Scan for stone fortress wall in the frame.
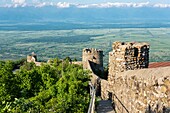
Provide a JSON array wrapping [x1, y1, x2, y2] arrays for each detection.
[[82, 48, 105, 86], [27, 41, 170, 113], [101, 41, 170, 113], [82, 48, 103, 72], [81, 42, 170, 113]]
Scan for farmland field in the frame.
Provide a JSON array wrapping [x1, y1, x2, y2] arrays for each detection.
[[0, 28, 170, 65]]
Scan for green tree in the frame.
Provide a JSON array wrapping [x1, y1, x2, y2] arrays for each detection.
[[0, 61, 20, 112], [52, 61, 90, 113], [0, 58, 90, 113]]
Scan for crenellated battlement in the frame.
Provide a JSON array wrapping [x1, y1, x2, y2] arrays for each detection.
[[83, 48, 103, 54], [112, 41, 149, 52], [108, 41, 150, 82]]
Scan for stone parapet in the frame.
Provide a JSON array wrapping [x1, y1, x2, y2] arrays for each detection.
[[107, 66, 170, 113]]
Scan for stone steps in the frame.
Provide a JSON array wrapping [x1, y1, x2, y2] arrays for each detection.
[[97, 100, 115, 113]]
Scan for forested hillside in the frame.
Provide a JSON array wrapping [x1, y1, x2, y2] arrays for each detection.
[[0, 58, 90, 112]]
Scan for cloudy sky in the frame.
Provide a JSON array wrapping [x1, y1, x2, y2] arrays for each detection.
[[1, 0, 170, 8], [1, 0, 170, 4]]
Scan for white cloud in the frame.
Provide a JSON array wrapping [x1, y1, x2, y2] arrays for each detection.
[[76, 2, 150, 8], [2, 0, 27, 8], [35, 2, 46, 7], [153, 3, 170, 8], [78, 2, 170, 8], [35, 2, 53, 7], [1, 2, 170, 8], [56, 2, 70, 8], [76, 4, 89, 8], [12, 0, 25, 4]]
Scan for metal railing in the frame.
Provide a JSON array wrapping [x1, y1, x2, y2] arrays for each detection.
[[87, 83, 96, 113]]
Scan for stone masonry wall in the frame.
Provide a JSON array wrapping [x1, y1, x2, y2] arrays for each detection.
[[108, 41, 149, 82], [99, 41, 170, 112], [101, 79, 109, 100], [107, 66, 170, 113], [27, 52, 37, 63], [80, 44, 170, 113], [82, 48, 103, 71]]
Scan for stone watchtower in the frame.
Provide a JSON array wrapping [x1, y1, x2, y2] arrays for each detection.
[[108, 41, 149, 81], [82, 48, 103, 73], [27, 52, 37, 63]]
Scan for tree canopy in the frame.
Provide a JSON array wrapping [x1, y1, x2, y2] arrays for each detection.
[[0, 58, 90, 113]]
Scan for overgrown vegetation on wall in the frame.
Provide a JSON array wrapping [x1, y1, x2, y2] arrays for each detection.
[[0, 58, 90, 112]]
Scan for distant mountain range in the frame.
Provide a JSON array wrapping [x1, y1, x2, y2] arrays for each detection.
[[0, 6, 170, 30], [0, 6, 170, 21]]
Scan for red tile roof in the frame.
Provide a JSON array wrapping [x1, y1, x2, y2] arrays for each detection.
[[149, 62, 170, 68]]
